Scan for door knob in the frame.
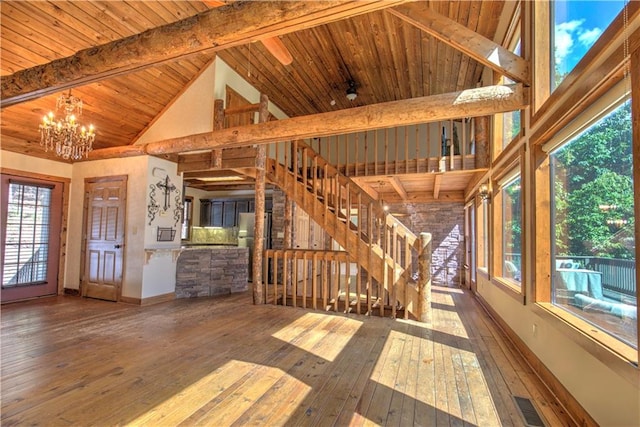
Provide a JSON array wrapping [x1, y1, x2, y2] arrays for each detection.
[[114, 244, 122, 249]]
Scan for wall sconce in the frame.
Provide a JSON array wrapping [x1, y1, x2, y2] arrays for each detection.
[[478, 183, 490, 201]]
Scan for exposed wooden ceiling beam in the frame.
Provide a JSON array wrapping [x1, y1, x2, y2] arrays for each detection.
[[1, 0, 409, 107], [433, 173, 443, 199], [382, 191, 464, 203], [350, 177, 380, 200], [201, 0, 293, 66], [389, 177, 408, 200], [388, 4, 530, 85], [141, 83, 527, 156]]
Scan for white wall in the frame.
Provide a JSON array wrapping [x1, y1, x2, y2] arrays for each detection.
[[135, 64, 216, 145], [213, 57, 288, 120], [135, 57, 288, 146], [141, 157, 182, 299]]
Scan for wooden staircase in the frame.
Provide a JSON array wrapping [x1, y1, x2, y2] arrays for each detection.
[[265, 140, 427, 319]]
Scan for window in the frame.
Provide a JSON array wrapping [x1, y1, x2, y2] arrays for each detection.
[[551, 0, 625, 90], [495, 40, 522, 153], [181, 196, 193, 240], [549, 93, 635, 348], [2, 182, 52, 286], [501, 175, 522, 285], [477, 198, 489, 270], [1, 173, 64, 303]]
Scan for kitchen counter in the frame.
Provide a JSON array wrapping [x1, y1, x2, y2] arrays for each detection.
[[176, 246, 249, 298]]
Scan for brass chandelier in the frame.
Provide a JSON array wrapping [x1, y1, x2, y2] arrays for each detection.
[[39, 91, 95, 160]]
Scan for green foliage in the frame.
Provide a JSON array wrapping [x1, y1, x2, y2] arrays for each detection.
[[552, 101, 634, 259]]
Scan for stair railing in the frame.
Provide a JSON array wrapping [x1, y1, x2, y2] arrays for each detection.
[[266, 140, 425, 319]]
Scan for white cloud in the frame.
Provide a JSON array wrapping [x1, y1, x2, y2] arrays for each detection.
[[554, 19, 584, 65], [578, 27, 603, 47]]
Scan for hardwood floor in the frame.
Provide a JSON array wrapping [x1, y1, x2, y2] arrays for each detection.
[[1, 286, 575, 426]]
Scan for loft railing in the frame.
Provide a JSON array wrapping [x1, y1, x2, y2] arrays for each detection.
[[305, 121, 477, 177]]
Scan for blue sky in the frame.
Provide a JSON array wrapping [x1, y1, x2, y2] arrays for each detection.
[[554, 1, 625, 75]]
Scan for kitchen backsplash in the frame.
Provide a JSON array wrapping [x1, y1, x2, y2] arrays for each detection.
[[190, 226, 239, 245]]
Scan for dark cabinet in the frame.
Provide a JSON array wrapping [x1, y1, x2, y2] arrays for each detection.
[[199, 198, 271, 227]]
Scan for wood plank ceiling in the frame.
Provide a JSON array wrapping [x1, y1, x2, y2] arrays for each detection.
[[0, 1, 507, 178]]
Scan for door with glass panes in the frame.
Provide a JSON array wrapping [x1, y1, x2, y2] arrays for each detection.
[[1, 174, 64, 303]]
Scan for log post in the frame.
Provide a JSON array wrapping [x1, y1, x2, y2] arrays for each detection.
[[417, 232, 432, 323], [212, 99, 224, 169], [253, 93, 269, 304], [284, 195, 293, 291], [474, 116, 490, 168]]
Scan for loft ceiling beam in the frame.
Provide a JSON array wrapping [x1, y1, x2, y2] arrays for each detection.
[[388, 4, 530, 85], [1, 0, 409, 107], [139, 84, 527, 156], [389, 177, 408, 200], [433, 173, 443, 199]]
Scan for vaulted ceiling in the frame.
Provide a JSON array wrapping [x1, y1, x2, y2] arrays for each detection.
[[0, 1, 512, 163]]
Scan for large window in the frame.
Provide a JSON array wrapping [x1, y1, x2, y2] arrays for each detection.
[[549, 93, 635, 348], [501, 175, 522, 285], [477, 198, 489, 270], [551, 0, 625, 90]]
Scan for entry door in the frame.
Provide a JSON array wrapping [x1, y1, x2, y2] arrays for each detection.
[[82, 176, 127, 301], [1, 174, 64, 303]]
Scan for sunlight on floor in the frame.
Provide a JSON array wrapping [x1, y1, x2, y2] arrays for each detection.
[[128, 359, 311, 426], [271, 312, 363, 362]]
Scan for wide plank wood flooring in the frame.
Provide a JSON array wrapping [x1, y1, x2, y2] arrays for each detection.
[[1, 286, 575, 426]]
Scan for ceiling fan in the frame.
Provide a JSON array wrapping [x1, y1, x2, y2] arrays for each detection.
[[202, 0, 293, 66]]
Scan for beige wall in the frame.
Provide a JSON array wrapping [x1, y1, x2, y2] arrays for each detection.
[[68, 156, 148, 299], [476, 275, 639, 426], [1, 150, 73, 178]]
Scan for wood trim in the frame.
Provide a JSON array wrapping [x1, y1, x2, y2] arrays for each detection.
[[119, 295, 142, 305], [476, 295, 599, 427], [121, 292, 176, 305], [531, 0, 550, 113], [530, 4, 640, 147], [388, 4, 530, 84], [141, 292, 176, 306], [0, 168, 70, 184], [632, 43, 640, 363], [532, 145, 551, 303], [144, 84, 528, 155], [531, 303, 639, 386], [490, 277, 524, 304], [1, 0, 410, 106]]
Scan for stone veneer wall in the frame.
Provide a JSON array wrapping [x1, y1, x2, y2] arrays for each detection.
[[386, 201, 465, 286], [176, 247, 249, 298], [271, 188, 286, 250]]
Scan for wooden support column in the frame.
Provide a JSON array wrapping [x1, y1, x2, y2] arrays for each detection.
[[417, 232, 432, 323], [474, 116, 490, 168], [212, 99, 224, 169], [284, 195, 293, 291], [253, 93, 269, 304]]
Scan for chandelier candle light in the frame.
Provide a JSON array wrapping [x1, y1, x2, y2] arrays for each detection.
[[39, 91, 95, 160]]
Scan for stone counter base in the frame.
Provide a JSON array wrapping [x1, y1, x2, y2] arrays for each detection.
[[176, 247, 249, 298]]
